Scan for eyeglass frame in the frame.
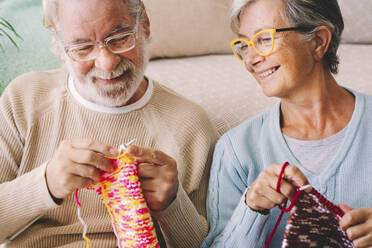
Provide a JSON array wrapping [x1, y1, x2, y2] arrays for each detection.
[[230, 26, 315, 62], [61, 12, 141, 62]]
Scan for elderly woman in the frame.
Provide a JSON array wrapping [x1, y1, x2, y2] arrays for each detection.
[[202, 0, 372, 247]]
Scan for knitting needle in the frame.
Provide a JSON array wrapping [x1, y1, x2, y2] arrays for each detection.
[[119, 139, 136, 153], [5, 214, 44, 243], [299, 184, 312, 191]]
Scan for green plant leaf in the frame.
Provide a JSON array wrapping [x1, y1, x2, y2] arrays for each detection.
[[0, 27, 20, 50], [0, 17, 22, 40]]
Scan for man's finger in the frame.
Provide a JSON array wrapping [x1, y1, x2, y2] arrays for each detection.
[[69, 148, 115, 172], [127, 145, 174, 166], [70, 138, 118, 157], [70, 174, 95, 190], [140, 178, 157, 192], [69, 163, 101, 183], [137, 163, 157, 179]]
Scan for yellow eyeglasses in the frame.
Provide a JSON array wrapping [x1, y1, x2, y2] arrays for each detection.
[[230, 27, 314, 62]]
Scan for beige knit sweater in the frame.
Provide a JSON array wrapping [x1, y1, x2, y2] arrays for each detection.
[[0, 69, 217, 248]]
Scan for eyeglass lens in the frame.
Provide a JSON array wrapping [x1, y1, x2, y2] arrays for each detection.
[[68, 32, 136, 61], [234, 31, 274, 59]]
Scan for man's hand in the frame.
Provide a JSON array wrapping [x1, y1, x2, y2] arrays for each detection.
[[246, 163, 310, 212], [127, 145, 179, 212], [339, 204, 372, 248], [46, 139, 118, 200]]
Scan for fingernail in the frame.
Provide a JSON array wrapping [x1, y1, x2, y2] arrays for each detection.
[[127, 145, 135, 154], [110, 148, 118, 156]]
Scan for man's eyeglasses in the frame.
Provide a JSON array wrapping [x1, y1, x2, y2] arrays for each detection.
[[63, 13, 140, 62], [230, 27, 314, 62]]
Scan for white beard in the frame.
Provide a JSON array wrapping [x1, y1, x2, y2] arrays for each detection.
[[66, 41, 149, 107]]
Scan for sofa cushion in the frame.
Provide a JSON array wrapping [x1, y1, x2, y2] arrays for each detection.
[[339, 0, 372, 44], [143, 0, 236, 59]]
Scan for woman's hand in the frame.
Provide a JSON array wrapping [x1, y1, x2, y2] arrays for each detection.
[[339, 204, 372, 248], [245, 163, 310, 212]]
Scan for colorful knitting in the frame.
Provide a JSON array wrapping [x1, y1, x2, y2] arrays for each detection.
[[75, 144, 159, 248], [266, 162, 354, 248], [282, 188, 354, 248]]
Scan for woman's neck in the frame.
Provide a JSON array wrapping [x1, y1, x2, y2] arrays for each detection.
[[280, 72, 355, 140]]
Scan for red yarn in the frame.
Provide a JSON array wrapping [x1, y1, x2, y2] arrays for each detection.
[[265, 162, 354, 248]]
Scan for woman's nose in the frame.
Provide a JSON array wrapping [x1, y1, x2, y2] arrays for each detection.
[[244, 46, 265, 67]]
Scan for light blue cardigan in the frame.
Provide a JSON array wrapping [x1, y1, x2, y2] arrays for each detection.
[[202, 89, 372, 247]]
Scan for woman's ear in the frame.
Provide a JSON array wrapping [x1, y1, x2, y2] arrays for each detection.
[[140, 1, 151, 39], [312, 25, 332, 62]]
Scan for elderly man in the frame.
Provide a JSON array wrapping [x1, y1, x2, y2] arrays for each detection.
[[0, 0, 217, 247]]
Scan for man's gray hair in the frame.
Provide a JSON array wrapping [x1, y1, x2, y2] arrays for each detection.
[[230, 0, 344, 74], [42, 0, 144, 57], [43, 0, 143, 32]]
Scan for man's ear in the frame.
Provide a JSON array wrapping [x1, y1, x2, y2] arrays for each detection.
[[51, 32, 65, 59], [140, 1, 150, 39], [312, 25, 332, 62]]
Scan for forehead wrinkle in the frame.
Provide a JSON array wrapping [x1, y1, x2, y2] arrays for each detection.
[[239, 0, 288, 38], [57, 0, 133, 43]]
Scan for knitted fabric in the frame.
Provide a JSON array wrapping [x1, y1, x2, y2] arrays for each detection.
[[282, 188, 354, 248], [75, 150, 159, 248]]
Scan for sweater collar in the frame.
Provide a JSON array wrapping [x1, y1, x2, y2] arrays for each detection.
[[68, 75, 154, 114], [271, 88, 364, 184]]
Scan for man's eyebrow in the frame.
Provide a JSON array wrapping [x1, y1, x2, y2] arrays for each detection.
[[107, 24, 132, 37], [67, 24, 132, 45], [69, 38, 91, 45]]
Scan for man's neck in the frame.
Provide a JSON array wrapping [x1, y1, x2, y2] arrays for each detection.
[[125, 78, 148, 106]]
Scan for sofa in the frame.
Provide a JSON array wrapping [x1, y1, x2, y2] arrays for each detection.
[[0, 0, 372, 246], [1, 0, 372, 137]]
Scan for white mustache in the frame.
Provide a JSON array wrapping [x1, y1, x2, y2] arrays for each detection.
[[87, 60, 135, 80]]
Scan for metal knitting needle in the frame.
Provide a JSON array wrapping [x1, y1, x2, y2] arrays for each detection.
[[6, 214, 44, 243], [300, 184, 312, 191], [119, 139, 136, 153]]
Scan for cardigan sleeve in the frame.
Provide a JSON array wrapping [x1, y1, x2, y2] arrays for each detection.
[[202, 134, 270, 247], [210, 190, 270, 247]]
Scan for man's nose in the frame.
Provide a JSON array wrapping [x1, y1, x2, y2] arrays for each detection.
[[94, 47, 121, 72]]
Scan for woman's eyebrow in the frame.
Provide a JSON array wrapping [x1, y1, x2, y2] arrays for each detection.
[[238, 27, 274, 39], [238, 33, 249, 39]]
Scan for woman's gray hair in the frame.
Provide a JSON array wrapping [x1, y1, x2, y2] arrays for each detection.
[[230, 0, 344, 74]]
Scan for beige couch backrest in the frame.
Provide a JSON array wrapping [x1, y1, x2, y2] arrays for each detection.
[[339, 0, 372, 44]]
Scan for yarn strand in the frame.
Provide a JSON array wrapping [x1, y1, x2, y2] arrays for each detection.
[[265, 162, 306, 248], [75, 189, 91, 248]]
